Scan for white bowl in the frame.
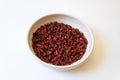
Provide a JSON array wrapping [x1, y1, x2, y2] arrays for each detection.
[[27, 14, 94, 70]]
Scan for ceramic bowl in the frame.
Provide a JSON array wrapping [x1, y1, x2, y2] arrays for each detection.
[[27, 14, 94, 70]]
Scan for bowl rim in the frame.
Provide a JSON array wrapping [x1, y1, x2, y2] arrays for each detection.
[[27, 13, 94, 69]]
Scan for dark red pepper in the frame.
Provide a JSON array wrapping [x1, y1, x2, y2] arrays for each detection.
[[32, 22, 88, 66]]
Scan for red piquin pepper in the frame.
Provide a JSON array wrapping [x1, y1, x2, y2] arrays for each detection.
[[32, 22, 88, 66]]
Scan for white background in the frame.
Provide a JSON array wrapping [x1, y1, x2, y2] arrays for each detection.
[[0, 0, 120, 80]]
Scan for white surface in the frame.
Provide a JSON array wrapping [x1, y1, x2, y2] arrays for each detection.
[[0, 0, 120, 80]]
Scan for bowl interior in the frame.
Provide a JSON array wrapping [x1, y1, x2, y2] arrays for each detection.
[[28, 14, 94, 69]]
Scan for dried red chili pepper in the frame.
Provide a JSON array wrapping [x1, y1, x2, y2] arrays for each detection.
[[32, 22, 88, 66]]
